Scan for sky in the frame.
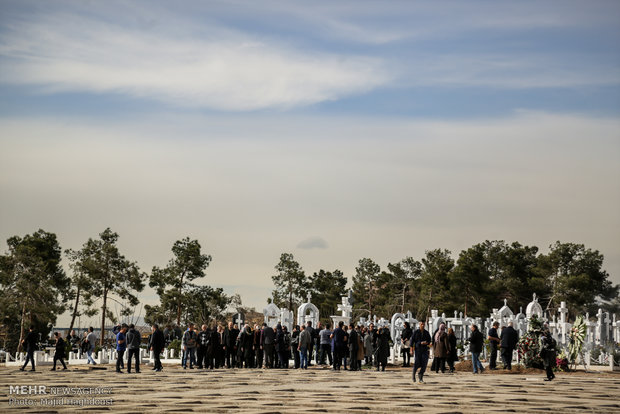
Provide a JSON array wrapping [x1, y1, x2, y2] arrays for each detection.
[[1, 0, 619, 327]]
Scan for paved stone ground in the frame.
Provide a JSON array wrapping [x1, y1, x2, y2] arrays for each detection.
[[1, 364, 619, 413]]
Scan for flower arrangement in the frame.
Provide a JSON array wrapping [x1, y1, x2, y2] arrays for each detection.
[[517, 314, 544, 368], [555, 349, 569, 372], [568, 316, 586, 370]]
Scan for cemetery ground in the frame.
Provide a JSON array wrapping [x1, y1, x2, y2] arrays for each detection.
[[1, 363, 619, 413]]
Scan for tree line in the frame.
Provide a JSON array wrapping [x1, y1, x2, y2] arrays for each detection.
[[0, 228, 231, 353], [1, 229, 618, 353], [268, 241, 619, 323]]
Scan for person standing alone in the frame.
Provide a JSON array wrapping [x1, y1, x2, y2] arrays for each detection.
[[412, 321, 431, 383], [20, 325, 37, 372], [51, 332, 67, 371]]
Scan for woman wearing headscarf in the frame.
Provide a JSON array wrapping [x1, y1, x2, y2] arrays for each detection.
[[363, 327, 373, 366], [432, 323, 449, 373], [401, 321, 413, 367], [376, 325, 391, 371], [275, 324, 287, 369], [291, 325, 301, 369]]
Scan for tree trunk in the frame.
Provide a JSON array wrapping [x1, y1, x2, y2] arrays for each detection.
[[176, 272, 185, 326], [100, 289, 107, 347], [68, 285, 81, 334], [17, 301, 26, 353], [464, 286, 469, 317], [368, 281, 373, 318], [426, 288, 433, 320]]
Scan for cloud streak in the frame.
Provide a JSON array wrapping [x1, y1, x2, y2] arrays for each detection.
[[0, 9, 389, 111]]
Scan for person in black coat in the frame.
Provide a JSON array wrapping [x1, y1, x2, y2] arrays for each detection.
[[291, 325, 301, 369], [348, 323, 359, 371], [375, 326, 390, 372], [275, 324, 287, 368], [261, 323, 275, 368], [468, 324, 484, 374], [539, 325, 556, 381], [206, 325, 220, 369], [487, 321, 500, 370], [223, 322, 239, 369], [401, 322, 413, 367], [196, 325, 210, 369], [51, 332, 67, 371], [20, 325, 37, 371], [330, 321, 346, 370], [412, 321, 432, 383], [253, 325, 263, 369], [240, 325, 254, 368], [500, 322, 519, 370], [447, 327, 458, 373], [149, 324, 165, 372]]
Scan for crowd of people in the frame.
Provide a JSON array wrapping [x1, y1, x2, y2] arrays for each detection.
[[155, 320, 395, 373], [18, 318, 558, 382]]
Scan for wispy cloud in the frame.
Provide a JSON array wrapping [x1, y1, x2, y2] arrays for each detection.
[[0, 9, 389, 111]]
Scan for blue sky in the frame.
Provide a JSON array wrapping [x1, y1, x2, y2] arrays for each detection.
[[1, 0, 619, 324]]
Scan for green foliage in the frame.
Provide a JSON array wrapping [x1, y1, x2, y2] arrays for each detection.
[[339, 240, 617, 325], [308, 269, 347, 321], [168, 338, 181, 354], [146, 285, 230, 326], [66, 228, 146, 347], [0, 229, 69, 352], [351, 258, 381, 318], [540, 242, 617, 314], [148, 237, 212, 326], [418, 249, 454, 319], [270, 253, 307, 311]]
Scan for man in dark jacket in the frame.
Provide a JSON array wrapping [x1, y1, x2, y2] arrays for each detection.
[[253, 325, 263, 369], [412, 321, 431, 383], [500, 322, 519, 370], [126, 324, 141, 373], [149, 324, 165, 372], [51, 332, 67, 371], [348, 323, 359, 371], [239, 325, 254, 368], [540, 325, 556, 381], [20, 325, 37, 371], [331, 321, 346, 370], [487, 322, 500, 370], [196, 324, 209, 369], [261, 323, 275, 368], [469, 324, 484, 374], [223, 322, 239, 369]]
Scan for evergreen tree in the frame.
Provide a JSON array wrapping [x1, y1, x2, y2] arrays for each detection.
[[351, 258, 381, 318], [308, 269, 347, 321], [148, 237, 212, 326], [0, 230, 69, 352], [67, 228, 146, 347], [270, 253, 307, 311], [418, 249, 454, 318]]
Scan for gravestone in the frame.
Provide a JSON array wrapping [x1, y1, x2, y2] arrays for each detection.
[[263, 303, 281, 327], [331, 294, 352, 328], [280, 308, 294, 332], [297, 292, 320, 328]]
